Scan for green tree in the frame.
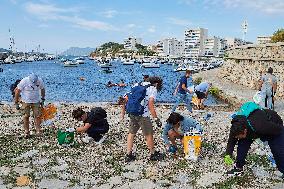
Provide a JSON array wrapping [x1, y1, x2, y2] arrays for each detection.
[[90, 42, 124, 56], [271, 29, 284, 43]]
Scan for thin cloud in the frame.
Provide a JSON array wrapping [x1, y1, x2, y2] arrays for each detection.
[[167, 17, 192, 27], [179, 0, 284, 14], [126, 24, 136, 28], [24, 2, 117, 31], [38, 24, 49, 28], [148, 26, 156, 33], [9, 0, 17, 4], [100, 9, 118, 18]]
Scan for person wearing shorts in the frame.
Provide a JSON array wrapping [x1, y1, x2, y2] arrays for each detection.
[[14, 73, 45, 138], [194, 82, 211, 110], [124, 76, 164, 162]]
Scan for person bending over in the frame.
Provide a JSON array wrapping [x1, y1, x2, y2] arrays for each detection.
[[72, 107, 109, 143], [225, 106, 284, 179], [162, 112, 203, 154]]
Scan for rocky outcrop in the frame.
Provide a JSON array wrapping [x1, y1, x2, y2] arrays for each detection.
[[220, 42, 284, 97]]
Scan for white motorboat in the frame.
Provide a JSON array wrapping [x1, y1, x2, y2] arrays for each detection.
[[98, 61, 112, 68], [64, 60, 78, 67], [141, 61, 160, 68], [26, 56, 35, 62], [174, 64, 194, 72], [4, 56, 14, 64], [122, 59, 135, 65], [74, 57, 85, 64]]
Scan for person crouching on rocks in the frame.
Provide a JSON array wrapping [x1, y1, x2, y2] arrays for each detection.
[[224, 106, 284, 179], [162, 112, 203, 155], [72, 107, 109, 144]]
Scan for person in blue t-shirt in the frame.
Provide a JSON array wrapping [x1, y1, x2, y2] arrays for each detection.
[[195, 82, 212, 110], [172, 70, 194, 112], [162, 112, 203, 154]]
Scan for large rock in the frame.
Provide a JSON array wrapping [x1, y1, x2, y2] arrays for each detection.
[[37, 179, 70, 189]]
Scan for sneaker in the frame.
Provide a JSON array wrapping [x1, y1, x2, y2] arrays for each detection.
[[24, 133, 31, 139], [95, 135, 106, 145], [81, 136, 94, 144], [226, 166, 243, 176], [125, 153, 136, 162], [150, 151, 164, 161]]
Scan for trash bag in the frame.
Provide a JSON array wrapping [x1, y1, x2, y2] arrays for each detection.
[[253, 91, 263, 105]]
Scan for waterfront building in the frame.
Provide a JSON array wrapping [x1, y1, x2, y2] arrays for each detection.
[[184, 28, 208, 57], [224, 37, 251, 49], [124, 37, 142, 51], [257, 36, 271, 44], [204, 36, 226, 57], [156, 38, 184, 57]]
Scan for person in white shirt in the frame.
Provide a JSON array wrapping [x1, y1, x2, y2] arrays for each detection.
[[121, 76, 164, 162], [194, 82, 212, 110], [14, 73, 45, 138]]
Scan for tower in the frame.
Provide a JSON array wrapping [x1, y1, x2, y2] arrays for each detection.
[[9, 29, 15, 53], [241, 20, 248, 42]]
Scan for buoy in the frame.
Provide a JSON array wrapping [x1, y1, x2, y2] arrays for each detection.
[[79, 77, 86, 81]]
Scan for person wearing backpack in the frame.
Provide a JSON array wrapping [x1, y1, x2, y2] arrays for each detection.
[[72, 107, 109, 144], [258, 67, 277, 110], [224, 102, 284, 179], [10, 79, 21, 98], [124, 76, 163, 162], [14, 73, 45, 138], [172, 70, 194, 113]]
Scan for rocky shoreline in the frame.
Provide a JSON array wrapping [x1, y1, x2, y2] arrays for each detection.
[[1, 69, 284, 189]]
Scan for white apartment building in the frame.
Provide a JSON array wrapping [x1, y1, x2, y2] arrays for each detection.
[[184, 28, 208, 57], [156, 38, 184, 57], [204, 36, 226, 57], [124, 37, 142, 51], [224, 37, 248, 49], [257, 36, 271, 44]]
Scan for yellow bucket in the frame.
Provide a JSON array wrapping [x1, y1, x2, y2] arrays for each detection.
[[183, 131, 202, 161]]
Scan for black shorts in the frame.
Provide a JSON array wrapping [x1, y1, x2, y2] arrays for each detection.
[[195, 91, 206, 99]]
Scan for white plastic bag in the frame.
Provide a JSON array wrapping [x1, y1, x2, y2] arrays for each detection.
[[187, 85, 195, 94], [253, 91, 263, 104]]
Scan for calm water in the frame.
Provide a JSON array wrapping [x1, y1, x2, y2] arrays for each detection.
[[0, 59, 218, 104]]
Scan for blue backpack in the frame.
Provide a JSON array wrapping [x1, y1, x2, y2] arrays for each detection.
[[235, 101, 261, 131], [126, 83, 151, 116]]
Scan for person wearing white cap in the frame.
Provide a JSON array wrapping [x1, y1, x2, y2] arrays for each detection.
[[14, 73, 45, 138]]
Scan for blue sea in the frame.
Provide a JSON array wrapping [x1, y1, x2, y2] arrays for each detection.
[[0, 59, 218, 104]]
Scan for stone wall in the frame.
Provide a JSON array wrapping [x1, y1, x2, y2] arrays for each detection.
[[220, 42, 284, 98]]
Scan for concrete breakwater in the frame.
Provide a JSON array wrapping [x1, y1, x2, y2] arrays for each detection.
[[220, 42, 284, 98]]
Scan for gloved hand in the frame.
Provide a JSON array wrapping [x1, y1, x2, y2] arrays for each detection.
[[66, 128, 76, 132], [15, 103, 20, 110], [154, 118, 162, 128], [41, 98, 45, 107], [224, 155, 234, 166], [168, 145, 178, 153]]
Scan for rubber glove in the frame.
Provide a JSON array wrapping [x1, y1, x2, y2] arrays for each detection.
[[224, 155, 234, 166], [15, 103, 20, 110]]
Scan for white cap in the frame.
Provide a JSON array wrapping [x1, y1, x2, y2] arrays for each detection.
[[29, 73, 38, 83]]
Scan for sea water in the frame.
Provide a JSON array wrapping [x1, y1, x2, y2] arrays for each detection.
[[0, 59, 220, 104]]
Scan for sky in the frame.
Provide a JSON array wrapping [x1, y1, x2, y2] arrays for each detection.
[[0, 0, 283, 54]]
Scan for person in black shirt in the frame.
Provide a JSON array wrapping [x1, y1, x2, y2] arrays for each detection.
[[225, 108, 284, 179], [72, 107, 109, 143]]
